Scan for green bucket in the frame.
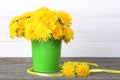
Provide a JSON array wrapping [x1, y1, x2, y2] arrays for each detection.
[[31, 38, 62, 72]]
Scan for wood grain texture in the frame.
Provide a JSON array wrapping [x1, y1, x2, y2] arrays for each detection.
[[0, 57, 120, 80]]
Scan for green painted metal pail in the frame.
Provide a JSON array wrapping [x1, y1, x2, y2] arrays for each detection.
[[31, 38, 62, 72]]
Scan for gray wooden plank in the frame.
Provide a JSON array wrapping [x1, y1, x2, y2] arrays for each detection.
[[0, 57, 120, 80]]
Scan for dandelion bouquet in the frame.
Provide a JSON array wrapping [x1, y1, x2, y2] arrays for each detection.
[[10, 7, 74, 43]]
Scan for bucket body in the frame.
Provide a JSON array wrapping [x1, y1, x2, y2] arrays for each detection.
[[31, 38, 62, 72]]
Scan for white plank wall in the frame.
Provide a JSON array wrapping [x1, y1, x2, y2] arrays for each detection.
[[0, 0, 120, 57]]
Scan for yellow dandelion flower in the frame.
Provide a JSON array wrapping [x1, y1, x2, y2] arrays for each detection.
[[24, 24, 34, 40], [48, 21, 56, 30], [34, 25, 52, 41], [24, 20, 40, 40], [15, 20, 26, 38], [34, 7, 51, 18], [57, 11, 72, 27], [10, 22, 18, 39], [76, 63, 90, 77], [61, 62, 76, 77], [10, 16, 20, 26], [25, 22, 52, 41], [43, 11, 57, 30], [16, 27, 24, 38], [63, 27, 74, 43], [47, 17, 57, 30], [52, 27, 62, 40], [52, 22, 63, 39]]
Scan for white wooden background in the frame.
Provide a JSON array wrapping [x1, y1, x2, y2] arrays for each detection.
[[0, 0, 120, 57]]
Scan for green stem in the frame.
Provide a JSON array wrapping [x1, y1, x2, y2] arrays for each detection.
[[78, 62, 99, 68], [90, 69, 120, 74]]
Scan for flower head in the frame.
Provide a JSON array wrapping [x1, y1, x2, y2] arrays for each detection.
[[76, 63, 90, 77], [10, 22, 18, 39], [25, 22, 52, 41], [57, 11, 72, 27], [63, 27, 74, 43], [61, 61, 76, 77]]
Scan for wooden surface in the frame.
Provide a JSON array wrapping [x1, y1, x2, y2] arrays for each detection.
[[0, 57, 120, 80]]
